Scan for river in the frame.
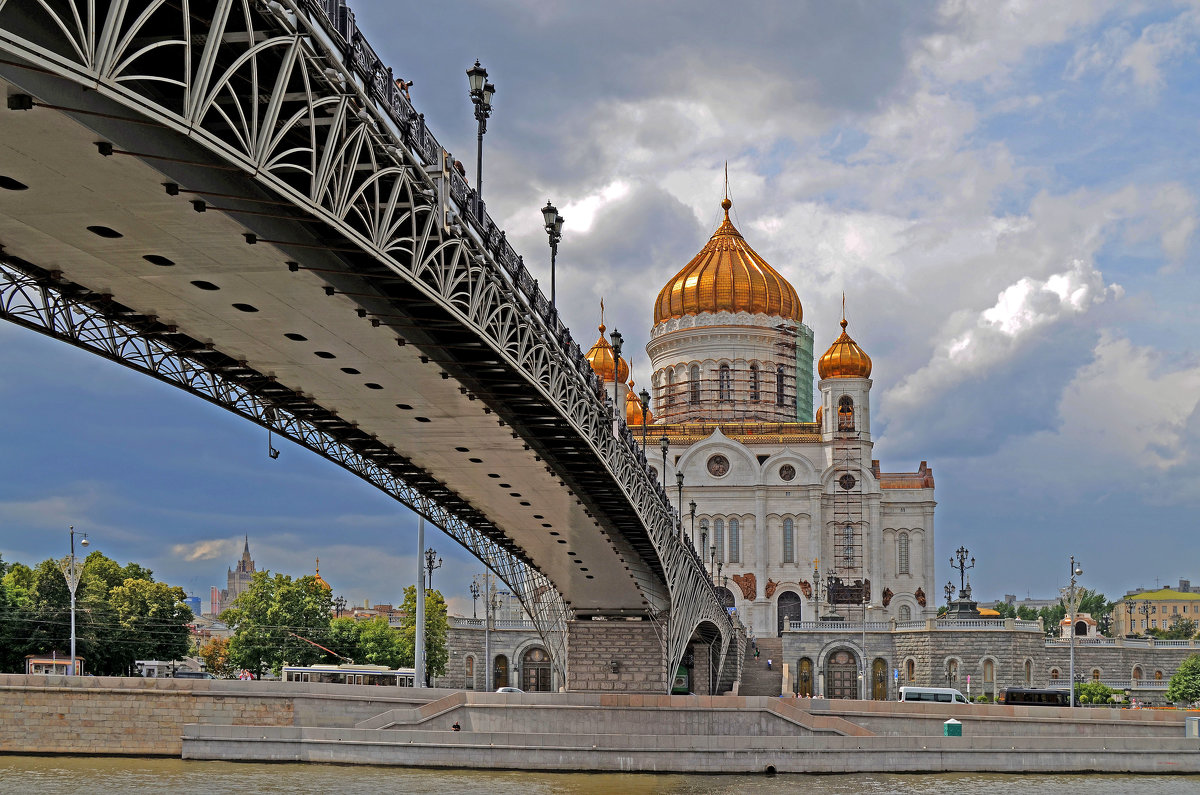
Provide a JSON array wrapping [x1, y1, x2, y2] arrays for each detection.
[[0, 757, 1196, 794]]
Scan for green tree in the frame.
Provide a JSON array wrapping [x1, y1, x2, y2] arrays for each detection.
[[400, 586, 447, 684], [327, 616, 408, 668], [109, 578, 193, 665], [221, 571, 333, 675], [992, 602, 1016, 619], [1, 562, 35, 608], [1164, 616, 1199, 640], [1166, 654, 1200, 706], [1074, 680, 1115, 705], [1038, 603, 1066, 637], [1016, 605, 1039, 621]]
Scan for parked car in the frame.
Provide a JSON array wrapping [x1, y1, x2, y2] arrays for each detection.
[[496, 686, 523, 693]]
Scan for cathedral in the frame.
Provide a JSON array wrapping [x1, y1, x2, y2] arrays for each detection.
[[586, 195, 936, 638]]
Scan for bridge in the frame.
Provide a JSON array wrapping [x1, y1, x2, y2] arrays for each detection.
[[0, 0, 738, 692]]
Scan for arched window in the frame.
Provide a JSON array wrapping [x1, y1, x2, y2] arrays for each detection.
[[714, 519, 724, 562], [1092, 669, 1101, 682], [1050, 668, 1060, 680], [494, 654, 509, 689], [1155, 670, 1163, 681], [718, 364, 732, 402], [899, 605, 911, 622], [666, 370, 675, 406], [1024, 660, 1032, 685], [838, 395, 855, 431], [728, 519, 740, 562], [983, 659, 994, 686], [842, 524, 855, 568], [689, 365, 701, 404], [776, 364, 786, 406], [906, 659, 915, 681], [897, 532, 910, 575], [465, 655, 474, 689], [782, 518, 794, 564], [1133, 666, 1143, 681], [750, 364, 760, 402]]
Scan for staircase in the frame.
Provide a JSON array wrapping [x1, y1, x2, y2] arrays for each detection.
[[739, 637, 784, 696]]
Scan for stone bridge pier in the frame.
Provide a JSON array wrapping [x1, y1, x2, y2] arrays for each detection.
[[565, 620, 668, 693]]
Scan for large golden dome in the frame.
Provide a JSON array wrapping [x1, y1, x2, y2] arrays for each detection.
[[584, 324, 629, 383], [818, 318, 872, 379], [653, 198, 802, 325]]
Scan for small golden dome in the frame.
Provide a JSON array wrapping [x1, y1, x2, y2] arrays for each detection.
[[584, 324, 629, 383], [815, 405, 823, 426], [314, 558, 331, 591], [653, 198, 802, 325], [818, 317, 872, 379], [626, 379, 653, 426]]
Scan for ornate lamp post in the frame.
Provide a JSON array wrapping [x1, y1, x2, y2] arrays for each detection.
[[424, 547, 443, 593], [58, 526, 88, 676], [465, 61, 495, 219], [333, 595, 347, 618], [1068, 556, 1083, 706], [951, 546, 974, 599], [944, 580, 955, 607], [541, 201, 564, 307], [860, 593, 877, 700], [710, 545, 717, 581], [659, 435, 670, 491], [469, 579, 481, 619], [610, 329, 623, 425], [689, 500, 697, 548], [675, 471, 685, 541], [638, 387, 650, 451]]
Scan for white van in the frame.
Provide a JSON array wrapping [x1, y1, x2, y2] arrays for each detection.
[[899, 686, 969, 704]]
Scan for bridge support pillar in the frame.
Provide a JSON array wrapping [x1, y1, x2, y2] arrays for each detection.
[[566, 620, 667, 693]]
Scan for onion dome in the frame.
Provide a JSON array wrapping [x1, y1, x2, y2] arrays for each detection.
[[653, 198, 802, 325], [818, 317, 872, 379], [313, 558, 331, 591], [626, 379, 653, 426], [584, 324, 629, 383], [815, 405, 823, 426]]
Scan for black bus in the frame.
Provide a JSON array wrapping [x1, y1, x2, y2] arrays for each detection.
[[998, 687, 1072, 706]]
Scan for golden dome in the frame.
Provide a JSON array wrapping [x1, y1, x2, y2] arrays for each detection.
[[626, 379, 653, 426], [313, 558, 331, 591], [584, 324, 629, 383], [653, 198, 802, 325], [815, 405, 823, 426], [818, 317, 872, 379]]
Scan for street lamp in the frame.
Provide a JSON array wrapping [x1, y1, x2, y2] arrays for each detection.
[[675, 471, 684, 541], [860, 596, 877, 700], [610, 329, 623, 426], [710, 545, 717, 581], [333, 595, 346, 618], [466, 60, 495, 219], [58, 526, 88, 676], [659, 435, 670, 491], [541, 201, 564, 307], [469, 579, 480, 619], [638, 387, 650, 452], [424, 547, 443, 592], [1068, 556, 1083, 706], [689, 500, 697, 547]]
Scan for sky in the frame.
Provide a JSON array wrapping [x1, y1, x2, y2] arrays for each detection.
[[2, 0, 1199, 614]]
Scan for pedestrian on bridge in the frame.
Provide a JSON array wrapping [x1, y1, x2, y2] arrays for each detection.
[[754, 647, 760, 661], [767, 659, 772, 671]]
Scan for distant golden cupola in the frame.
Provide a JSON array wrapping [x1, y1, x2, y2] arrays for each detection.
[[584, 324, 629, 383], [313, 558, 331, 592], [626, 379, 652, 425], [818, 317, 872, 379], [653, 198, 802, 325]]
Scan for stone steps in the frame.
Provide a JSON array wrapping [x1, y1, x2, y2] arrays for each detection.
[[739, 637, 783, 696]]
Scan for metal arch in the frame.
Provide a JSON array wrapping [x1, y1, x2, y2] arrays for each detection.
[[0, 0, 736, 689], [0, 254, 571, 683]]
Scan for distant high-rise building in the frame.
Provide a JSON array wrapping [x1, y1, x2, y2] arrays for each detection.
[[209, 586, 222, 616], [184, 595, 201, 619], [214, 536, 257, 615]]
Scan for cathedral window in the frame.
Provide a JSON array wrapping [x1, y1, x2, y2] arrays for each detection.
[[689, 365, 701, 404], [899, 605, 911, 622], [718, 365, 732, 402], [897, 532, 910, 575], [666, 370, 675, 406], [714, 519, 724, 562], [749, 364, 760, 401], [842, 524, 854, 568], [782, 519, 794, 563], [728, 519, 740, 562], [776, 365, 786, 406], [838, 395, 855, 431]]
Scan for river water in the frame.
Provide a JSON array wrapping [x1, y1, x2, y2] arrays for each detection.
[[0, 757, 1196, 794]]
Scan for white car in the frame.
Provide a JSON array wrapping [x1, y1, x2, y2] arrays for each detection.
[[496, 686, 523, 693]]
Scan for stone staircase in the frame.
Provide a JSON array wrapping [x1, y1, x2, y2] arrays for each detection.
[[738, 637, 783, 696]]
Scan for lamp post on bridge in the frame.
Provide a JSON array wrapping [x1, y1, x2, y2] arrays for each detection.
[[541, 201, 564, 307], [1068, 555, 1083, 707], [610, 329, 623, 429], [659, 435, 669, 492], [638, 388, 650, 452], [424, 547, 443, 593], [689, 500, 697, 549], [58, 525, 88, 676], [675, 471, 684, 541], [469, 579, 480, 619], [465, 61, 494, 220]]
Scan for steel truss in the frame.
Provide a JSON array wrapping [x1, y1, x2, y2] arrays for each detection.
[[0, 0, 734, 689]]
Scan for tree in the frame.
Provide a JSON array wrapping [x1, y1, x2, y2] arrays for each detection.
[[400, 585, 447, 683], [1166, 654, 1200, 706], [108, 578, 193, 666], [197, 636, 237, 679], [221, 571, 333, 675], [327, 616, 408, 668], [1074, 680, 1115, 705], [992, 602, 1016, 619], [1016, 605, 1039, 621]]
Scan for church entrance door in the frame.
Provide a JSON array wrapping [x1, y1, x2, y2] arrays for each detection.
[[826, 650, 857, 699], [521, 647, 552, 692], [777, 591, 803, 637]]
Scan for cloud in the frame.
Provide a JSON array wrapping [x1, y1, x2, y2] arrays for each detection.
[[170, 538, 238, 563], [1116, 8, 1200, 92]]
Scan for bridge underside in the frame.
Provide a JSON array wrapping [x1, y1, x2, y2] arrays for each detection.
[[0, 66, 661, 615]]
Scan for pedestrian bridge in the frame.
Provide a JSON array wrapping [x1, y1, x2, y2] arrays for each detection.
[[0, 0, 737, 691]]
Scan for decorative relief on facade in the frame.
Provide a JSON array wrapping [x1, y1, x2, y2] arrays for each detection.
[[799, 579, 812, 599], [707, 454, 730, 477], [881, 587, 894, 607], [764, 579, 780, 599], [915, 587, 927, 607], [732, 572, 756, 600], [779, 464, 796, 481]]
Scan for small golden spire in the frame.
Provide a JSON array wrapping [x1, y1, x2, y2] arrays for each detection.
[[721, 162, 732, 214]]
